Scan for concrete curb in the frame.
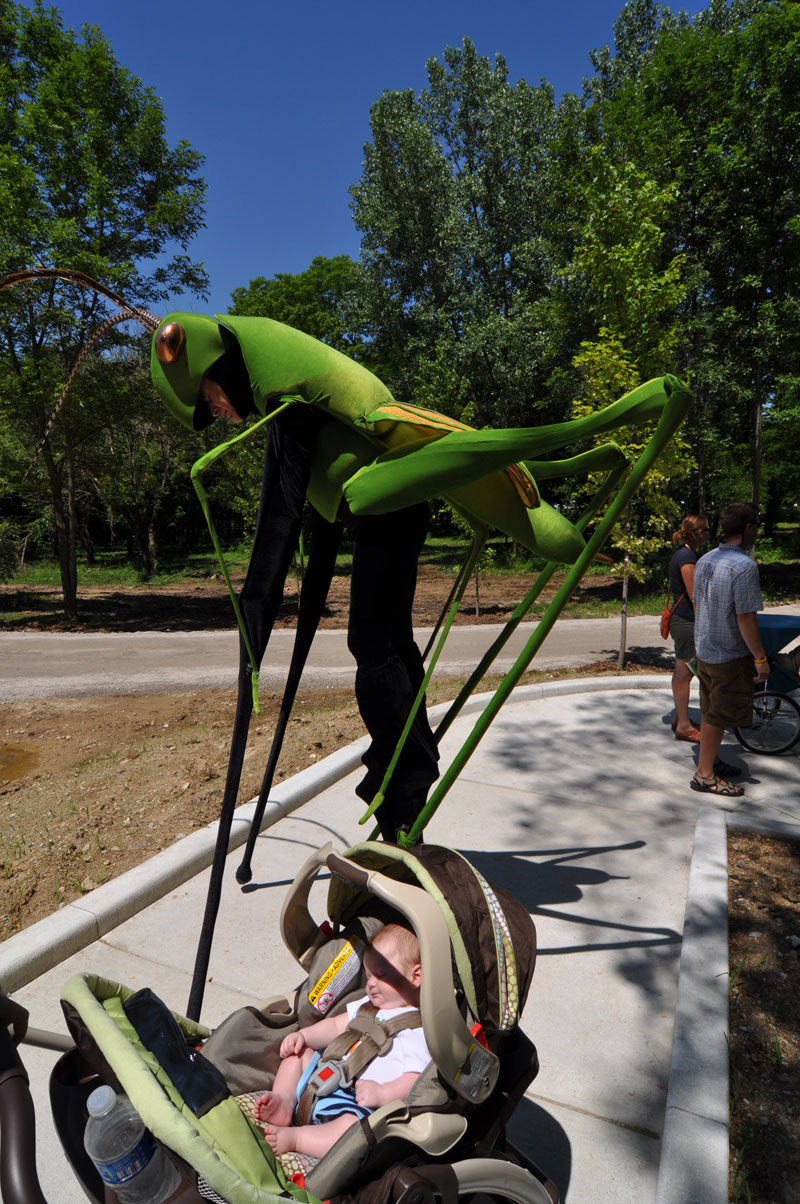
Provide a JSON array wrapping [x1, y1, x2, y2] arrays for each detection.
[[0, 675, 670, 994], [0, 733, 364, 995], [655, 806, 800, 1204]]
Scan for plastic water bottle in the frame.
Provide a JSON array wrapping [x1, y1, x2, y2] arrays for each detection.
[[84, 1085, 181, 1203]]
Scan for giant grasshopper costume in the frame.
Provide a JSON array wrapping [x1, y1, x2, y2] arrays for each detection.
[[0, 272, 692, 1019]]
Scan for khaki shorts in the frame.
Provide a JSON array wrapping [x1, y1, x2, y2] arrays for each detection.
[[696, 656, 755, 728]]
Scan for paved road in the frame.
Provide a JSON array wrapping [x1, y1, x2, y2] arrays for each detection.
[[1, 615, 675, 700], [3, 606, 797, 702]]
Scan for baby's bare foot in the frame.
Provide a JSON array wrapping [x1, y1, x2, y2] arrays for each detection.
[[262, 1122, 294, 1155], [254, 1090, 293, 1128]]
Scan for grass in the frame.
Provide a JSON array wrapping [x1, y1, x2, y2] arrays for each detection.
[[729, 953, 766, 1000], [5, 536, 623, 590], [5, 525, 798, 617], [730, 1144, 752, 1204], [10, 546, 255, 589], [558, 589, 665, 618]]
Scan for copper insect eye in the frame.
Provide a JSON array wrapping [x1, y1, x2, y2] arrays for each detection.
[[155, 322, 186, 364]]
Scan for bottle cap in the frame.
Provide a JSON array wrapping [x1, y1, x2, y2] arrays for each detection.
[[87, 1085, 117, 1117]]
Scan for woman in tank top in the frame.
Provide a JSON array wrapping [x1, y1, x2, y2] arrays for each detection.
[[668, 515, 709, 741]]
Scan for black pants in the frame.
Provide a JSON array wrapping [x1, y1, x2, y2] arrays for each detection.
[[244, 410, 438, 842], [347, 503, 440, 839]]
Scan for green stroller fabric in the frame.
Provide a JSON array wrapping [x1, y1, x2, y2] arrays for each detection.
[[60, 972, 322, 1204]]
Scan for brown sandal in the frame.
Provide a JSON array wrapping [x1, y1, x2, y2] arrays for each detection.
[[690, 773, 744, 797], [672, 717, 701, 732], [675, 726, 702, 744]]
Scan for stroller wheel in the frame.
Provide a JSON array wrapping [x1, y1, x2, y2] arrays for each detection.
[[450, 1157, 558, 1204]]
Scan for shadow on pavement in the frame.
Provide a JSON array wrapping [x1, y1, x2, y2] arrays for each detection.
[[464, 845, 681, 956]]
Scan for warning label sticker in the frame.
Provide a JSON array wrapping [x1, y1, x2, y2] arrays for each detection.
[[308, 938, 364, 1014]]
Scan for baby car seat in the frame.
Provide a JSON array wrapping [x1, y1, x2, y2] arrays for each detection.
[[56, 842, 558, 1204]]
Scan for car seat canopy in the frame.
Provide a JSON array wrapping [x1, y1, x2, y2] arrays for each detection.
[[324, 843, 537, 1042]]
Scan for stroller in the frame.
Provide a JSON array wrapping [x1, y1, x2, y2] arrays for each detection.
[[0, 841, 558, 1204]]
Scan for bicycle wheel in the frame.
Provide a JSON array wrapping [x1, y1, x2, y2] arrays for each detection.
[[735, 691, 800, 755]]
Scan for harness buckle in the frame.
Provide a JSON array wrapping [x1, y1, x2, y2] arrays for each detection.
[[307, 1058, 347, 1097]]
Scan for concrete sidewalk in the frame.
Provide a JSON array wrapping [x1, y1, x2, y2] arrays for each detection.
[[6, 678, 800, 1204]]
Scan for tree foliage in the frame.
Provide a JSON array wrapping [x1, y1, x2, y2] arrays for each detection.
[[570, 151, 692, 580], [350, 38, 592, 428], [591, 0, 800, 519], [0, 1, 207, 614], [349, 3, 800, 552], [3, 0, 800, 607], [229, 255, 367, 356]]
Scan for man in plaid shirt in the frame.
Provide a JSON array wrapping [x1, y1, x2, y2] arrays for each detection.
[[690, 502, 769, 797]]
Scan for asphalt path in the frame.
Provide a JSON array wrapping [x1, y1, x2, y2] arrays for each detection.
[[0, 615, 676, 701], [3, 606, 798, 702]]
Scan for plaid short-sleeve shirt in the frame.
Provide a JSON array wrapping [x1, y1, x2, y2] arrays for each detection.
[[694, 544, 763, 663]]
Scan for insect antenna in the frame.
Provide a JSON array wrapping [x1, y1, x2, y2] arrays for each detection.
[[0, 268, 161, 476]]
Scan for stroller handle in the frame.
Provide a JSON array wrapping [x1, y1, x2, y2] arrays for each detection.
[[0, 1004, 48, 1204], [325, 850, 370, 890], [0, 994, 28, 1048]]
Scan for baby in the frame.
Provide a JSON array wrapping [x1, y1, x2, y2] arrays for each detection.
[[254, 924, 429, 1159]]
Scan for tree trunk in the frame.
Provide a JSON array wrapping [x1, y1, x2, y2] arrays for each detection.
[[694, 393, 708, 519], [474, 567, 480, 618], [41, 441, 78, 622], [81, 525, 95, 565], [751, 376, 763, 511], [147, 517, 158, 576], [763, 477, 779, 540], [65, 430, 80, 615], [618, 566, 629, 671], [130, 511, 156, 577], [617, 503, 631, 670]]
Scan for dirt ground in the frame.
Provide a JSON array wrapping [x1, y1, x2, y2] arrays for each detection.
[[0, 685, 370, 933], [0, 564, 601, 633], [0, 566, 634, 932], [728, 833, 800, 1204], [1, 570, 798, 1195]]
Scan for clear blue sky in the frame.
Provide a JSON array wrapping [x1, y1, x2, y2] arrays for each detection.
[[45, 0, 705, 318]]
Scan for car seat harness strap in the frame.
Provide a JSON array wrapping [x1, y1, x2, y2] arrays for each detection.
[[295, 1003, 423, 1125]]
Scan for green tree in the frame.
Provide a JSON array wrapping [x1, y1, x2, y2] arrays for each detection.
[[584, 0, 688, 103], [569, 151, 691, 662], [592, 0, 800, 519], [569, 150, 691, 508], [77, 344, 205, 575], [0, 1, 207, 617], [350, 38, 592, 428], [229, 255, 367, 356]]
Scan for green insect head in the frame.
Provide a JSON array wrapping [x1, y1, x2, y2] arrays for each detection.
[[151, 312, 241, 431]]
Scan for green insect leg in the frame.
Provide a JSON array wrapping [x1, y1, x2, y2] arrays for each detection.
[[402, 378, 692, 844]]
